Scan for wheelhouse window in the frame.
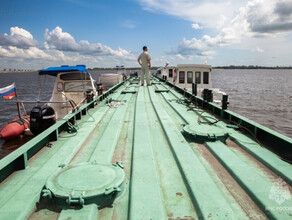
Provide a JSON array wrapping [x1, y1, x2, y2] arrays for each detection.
[[60, 72, 90, 80], [203, 72, 209, 84], [187, 71, 193, 84], [195, 72, 201, 84], [64, 81, 92, 92], [179, 71, 185, 83], [169, 69, 173, 78]]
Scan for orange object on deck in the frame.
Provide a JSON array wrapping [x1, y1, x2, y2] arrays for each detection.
[[0, 117, 30, 141]]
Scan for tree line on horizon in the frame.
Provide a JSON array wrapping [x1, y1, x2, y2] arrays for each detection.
[[213, 65, 292, 69], [87, 65, 292, 70], [1, 65, 292, 72]]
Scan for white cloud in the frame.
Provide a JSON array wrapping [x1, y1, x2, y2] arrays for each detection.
[[176, 54, 186, 60], [191, 23, 202, 30], [43, 42, 50, 50], [44, 26, 135, 59], [0, 26, 137, 69], [0, 46, 52, 59], [139, 0, 292, 61], [180, 37, 205, 51], [44, 26, 77, 51], [10, 27, 33, 39], [138, 0, 247, 58], [256, 46, 264, 53], [246, 0, 292, 33], [177, 37, 216, 60], [0, 26, 38, 48], [138, 0, 244, 29], [177, 36, 219, 58], [138, 0, 292, 34], [217, 15, 228, 29]]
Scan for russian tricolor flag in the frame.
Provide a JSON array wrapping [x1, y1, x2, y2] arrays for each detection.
[[0, 83, 17, 100]]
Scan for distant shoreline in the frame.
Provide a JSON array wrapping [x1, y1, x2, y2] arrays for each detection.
[[89, 65, 292, 70], [1, 65, 292, 73], [0, 70, 37, 73], [213, 66, 292, 69]]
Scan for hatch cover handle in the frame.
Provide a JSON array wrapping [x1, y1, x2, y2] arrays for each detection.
[[208, 134, 217, 141], [104, 187, 121, 195], [66, 195, 85, 206], [42, 189, 52, 199]]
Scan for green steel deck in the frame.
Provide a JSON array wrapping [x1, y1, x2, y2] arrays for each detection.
[[0, 76, 292, 219]]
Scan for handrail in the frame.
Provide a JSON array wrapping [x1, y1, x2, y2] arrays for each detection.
[[154, 75, 292, 162]]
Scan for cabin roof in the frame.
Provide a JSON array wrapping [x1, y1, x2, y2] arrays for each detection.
[[157, 66, 176, 71], [177, 64, 212, 69], [0, 76, 291, 219], [39, 65, 89, 76]]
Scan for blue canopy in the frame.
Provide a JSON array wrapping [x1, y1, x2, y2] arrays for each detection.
[[39, 65, 89, 76]]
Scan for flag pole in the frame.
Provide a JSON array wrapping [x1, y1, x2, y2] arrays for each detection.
[[14, 83, 22, 119]]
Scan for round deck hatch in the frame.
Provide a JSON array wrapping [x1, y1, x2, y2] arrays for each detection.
[[43, 162, 125, 208], [183, 124, 229, 142]]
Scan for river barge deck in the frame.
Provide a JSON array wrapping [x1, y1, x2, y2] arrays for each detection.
[[0, 76, 291, 219]]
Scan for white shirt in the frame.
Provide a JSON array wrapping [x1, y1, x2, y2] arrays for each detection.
[[138, 51, 151, 68]]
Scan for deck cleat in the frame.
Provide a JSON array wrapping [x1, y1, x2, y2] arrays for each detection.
[[183, 123, 229, 142], [43, 162, 125, 208]]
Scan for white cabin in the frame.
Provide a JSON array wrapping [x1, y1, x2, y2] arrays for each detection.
[[176, 64, 212, 89], [157, 66, 176, 82], [158, 64, 226, 104]]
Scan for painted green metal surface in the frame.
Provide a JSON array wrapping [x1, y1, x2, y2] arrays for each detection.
[[0, 76, 291, 219], [129, 86, 166, 219], [206, 141, 292, 219], [58, 204, 98, 220], [183, 123, 229, 142], [43, 162, 125, 207], [148, 87, 239, 219]]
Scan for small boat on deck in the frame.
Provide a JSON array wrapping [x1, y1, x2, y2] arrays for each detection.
[[0, 65, 99, 140], [38, 65, 98, 120], [157, 63, 226, 104], [98, 65, 126, 91]]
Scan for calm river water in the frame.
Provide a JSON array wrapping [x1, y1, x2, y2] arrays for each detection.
[[0, 69, 291, 157]]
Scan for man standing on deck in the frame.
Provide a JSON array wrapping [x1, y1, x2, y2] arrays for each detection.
[[137, 46, 151, 86]]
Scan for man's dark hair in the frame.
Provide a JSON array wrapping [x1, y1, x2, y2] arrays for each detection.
[[143, 46, 147, 51]]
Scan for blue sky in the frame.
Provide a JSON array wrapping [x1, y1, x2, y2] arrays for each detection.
[[1, 0, 292, 69]]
